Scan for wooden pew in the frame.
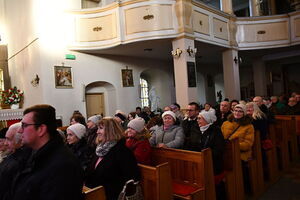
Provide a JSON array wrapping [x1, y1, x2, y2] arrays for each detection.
[[138, 162, 172, 200], [83, 186, 106, 200], [265, 124, 280, 184], [223, 138, 245, 200], [246, 130, 264, 198], [151, 147, 215, 200], [275, 115, 298, 167]]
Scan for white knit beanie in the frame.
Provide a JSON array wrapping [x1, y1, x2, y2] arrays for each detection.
[[127, 117, 145, 132], [162, 111, 176, 121], [88, 115, 102, 125], [234, 104, 247, 115], [67, 123, 86, 139], [199, 112, 217, 124]]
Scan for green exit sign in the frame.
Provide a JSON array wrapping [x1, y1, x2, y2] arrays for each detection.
[[65, 54, 76, 60]]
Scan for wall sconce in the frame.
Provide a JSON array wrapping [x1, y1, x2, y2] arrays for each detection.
[[171, 48, 182, 58], [186, 46, 197, 57], [233, 56, 242, 64], [31, 74, 40, 87]]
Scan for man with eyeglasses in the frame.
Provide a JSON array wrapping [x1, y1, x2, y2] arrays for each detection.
[[9, 104, 83, 200], [181, 102, 200, 149]]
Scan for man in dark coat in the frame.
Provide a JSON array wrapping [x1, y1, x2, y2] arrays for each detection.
[[9, 104, 84, 200], [215, 101, 232, 127], [181, 102, 200, 149]]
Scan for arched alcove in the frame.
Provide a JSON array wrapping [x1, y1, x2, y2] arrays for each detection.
[[85, 81, 116, 117], [140, 68, 174, 109]]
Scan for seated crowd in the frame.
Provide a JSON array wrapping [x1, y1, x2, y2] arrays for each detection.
[[0, 92, 299, 200]]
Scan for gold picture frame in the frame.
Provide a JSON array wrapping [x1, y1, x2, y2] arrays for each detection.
[[54, 66, 73, 88], [121, 68, 134, 87]]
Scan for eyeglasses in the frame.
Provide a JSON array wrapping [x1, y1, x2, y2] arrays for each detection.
[[21, 122, 41, 129]]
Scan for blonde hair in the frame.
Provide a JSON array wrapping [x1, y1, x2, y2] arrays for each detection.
[[97, 117, 124, 144], [246, 102, 266, 120]]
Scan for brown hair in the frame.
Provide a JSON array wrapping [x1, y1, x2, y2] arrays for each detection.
[[97, 117, 124, 144]]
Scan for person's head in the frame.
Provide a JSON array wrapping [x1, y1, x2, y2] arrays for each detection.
[[136, 107, 142, 114], [230, 100, 239, 111], [87, 115, 102, 129], [271, 96, 279, 104], [163, 106, 171, 112], [70, 114, 86, 126], [20, 104, 57, 150], [186, 102, 200, 119], [126, 117, 145, 138], [295, 94, 300, 103], [253, 96, 263, 106], [246, 102, 266, 120], [66, 123, 86, 145], [114, 112, 127, 123], [97, 117, 124, 144], [233, 104, 246, 119], [204, 103, 211, 111], [288, 97, 297, 107], [197, 112, 217, 127], [263, 98, 271, 105], [162, 111, 176, 127], [128, 112, 136, 121], [0, 128, 8, 152], [5, 123, 22, 153], [220, 101, 230, 113], [170, 103, 180, 113]]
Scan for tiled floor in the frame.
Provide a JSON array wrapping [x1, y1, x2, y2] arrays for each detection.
[[259, 163, 300, 200]]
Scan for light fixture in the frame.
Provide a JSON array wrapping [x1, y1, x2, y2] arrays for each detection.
[[186, 46, 197, 57], [31, 74, 40, 87], [171, 48, 182, 58], [234, 56, 242, 64]]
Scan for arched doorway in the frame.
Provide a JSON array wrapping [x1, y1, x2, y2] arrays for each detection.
[[85, 81, 116, 118]]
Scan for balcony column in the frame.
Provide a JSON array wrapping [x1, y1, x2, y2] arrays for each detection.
[[222, 49, 241, 100], [249, 0, 261, 16], [253, 58, 267, 96], [221, 0, 234, 15], [172, 38, 197, 107]]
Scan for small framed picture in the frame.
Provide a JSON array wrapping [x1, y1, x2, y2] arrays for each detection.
[[54, 66, 73, 88], [121, 69, 134, 87]]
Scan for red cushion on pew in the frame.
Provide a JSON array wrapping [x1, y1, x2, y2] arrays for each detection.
[[172, 181, 199, 196]]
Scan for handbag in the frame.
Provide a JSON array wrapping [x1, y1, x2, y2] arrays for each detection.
[[118, 179, 144, 200], [261, 139, 273, 150]]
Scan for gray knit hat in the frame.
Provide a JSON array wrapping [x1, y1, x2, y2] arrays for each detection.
[[162, 111, 176, 121], [199, 112, 216, 124], [127, 117, 145, 132], [234, 104, 247, 115], [88, 115, 102, 125], [67, 123, 86, 139]]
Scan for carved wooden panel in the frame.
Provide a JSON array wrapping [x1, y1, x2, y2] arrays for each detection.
[[75, 13, 117, 42], [294, 18, 300, 37], [193, 11, 209, 35], [213, 18, 228, 41], [125, 5, 173, 35]]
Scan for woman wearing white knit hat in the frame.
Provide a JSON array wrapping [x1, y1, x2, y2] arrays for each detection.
[[149, 111, 184, 149], [125, 117, 151, 165], [67, 123, 91, 170]]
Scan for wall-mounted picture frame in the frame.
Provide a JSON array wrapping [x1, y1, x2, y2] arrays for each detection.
[[187, 62, 197, 87], [121, 68, 134, 87], [54, 66, 73, 88]]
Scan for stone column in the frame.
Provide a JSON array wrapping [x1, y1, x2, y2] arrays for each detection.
[[222, 49, 241, 100], [253, 58, 267, 96], [249, 0, 261, 16], [172, 37, 197, 107], [221, 0, 234, 15]]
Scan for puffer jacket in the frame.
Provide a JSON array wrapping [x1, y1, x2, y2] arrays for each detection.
[[149, 125, 184, 148], [221, 115, 254, 161]]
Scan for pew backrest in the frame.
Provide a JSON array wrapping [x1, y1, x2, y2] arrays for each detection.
[[83, 186, 106, 200]]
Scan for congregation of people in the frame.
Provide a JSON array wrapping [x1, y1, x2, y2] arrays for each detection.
[[0, 92, 299, 200]]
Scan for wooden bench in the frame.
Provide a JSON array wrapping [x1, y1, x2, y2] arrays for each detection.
[[151, 147, 215, 200], [83, 186, 106, 200], [138, 162, 172, 200], [223, 138, 245, 200], [275, 115, 298, 169], [265, 124, 280, 184]]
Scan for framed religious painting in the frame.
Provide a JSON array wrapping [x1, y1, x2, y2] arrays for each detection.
[[121, 68, 134, 87], [54, 66, 73, 88]]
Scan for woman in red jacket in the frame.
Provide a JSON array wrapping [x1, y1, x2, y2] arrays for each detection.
[[125, 117, 151, 165]]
